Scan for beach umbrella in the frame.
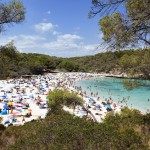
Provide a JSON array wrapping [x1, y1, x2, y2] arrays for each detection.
[[22, 106, 28, 109], [29, 94, 34, 98], [95, 105, 101, 109], [8, 101, 13, 106], [6, 90, 12, 93], [1, 109, 7, 115], [88, 97, 94, 101], [88, 97, 95, 104], [39, 103, 47, 109], [15, 86, 20, 89], [3, 117, 10, 124], [2, 95, 7, 99], [40, 87, 45, 91], [39, 84, 43, 88], [105, 104, 111, 109], [3, 104, 9, 110]]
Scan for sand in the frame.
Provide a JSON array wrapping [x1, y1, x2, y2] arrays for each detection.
[[0, 72, 122, 126]]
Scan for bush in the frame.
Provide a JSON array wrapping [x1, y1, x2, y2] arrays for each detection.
[[47, 89, 83, 114]]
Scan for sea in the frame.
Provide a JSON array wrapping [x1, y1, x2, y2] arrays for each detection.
[[75, 76, 150, 113]]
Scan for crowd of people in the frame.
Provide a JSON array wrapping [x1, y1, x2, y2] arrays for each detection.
[[0, 72, 123, 126]]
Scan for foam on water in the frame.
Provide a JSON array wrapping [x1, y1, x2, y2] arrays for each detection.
[[75, 77, 150, 113]]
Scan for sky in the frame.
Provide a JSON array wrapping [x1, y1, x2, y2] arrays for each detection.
[[0, 0, 105, 58]]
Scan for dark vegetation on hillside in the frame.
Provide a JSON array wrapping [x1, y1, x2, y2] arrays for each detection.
[[0, 89, 149, 150], [0, 42, 150, 79]]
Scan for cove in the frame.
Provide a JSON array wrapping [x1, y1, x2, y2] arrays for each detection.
[[75, 77, 150, 113]]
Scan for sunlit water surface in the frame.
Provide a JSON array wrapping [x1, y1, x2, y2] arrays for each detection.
[[75, 77, 150, 113]]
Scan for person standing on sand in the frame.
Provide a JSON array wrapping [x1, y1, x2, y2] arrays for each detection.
[[22, 116, 25, 124]]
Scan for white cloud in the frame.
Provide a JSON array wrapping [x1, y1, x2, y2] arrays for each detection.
[[43, 34, 82, 50], [52, 31, 61, 35], [34, 22, 56, 33], [0, 35, 46, 51], [57, 34, 82, 41], [82, 44, 99, 51], [0, 33, 104, 57]]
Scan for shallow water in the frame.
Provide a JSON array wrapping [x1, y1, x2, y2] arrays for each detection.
[[75, 77, 150, 113]]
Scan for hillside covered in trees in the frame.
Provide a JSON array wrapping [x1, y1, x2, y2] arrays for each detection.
[[0, 42, 150, 79], [69, 48, 150, 79]]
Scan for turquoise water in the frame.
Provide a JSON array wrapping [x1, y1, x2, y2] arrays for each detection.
[[75, 77, 150, 113]]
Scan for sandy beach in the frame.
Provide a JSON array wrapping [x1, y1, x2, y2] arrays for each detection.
[[0, 72, 123, 126]]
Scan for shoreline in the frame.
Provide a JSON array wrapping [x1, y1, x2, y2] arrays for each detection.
[[0, 72, 148, 127], [58, 73, 148, 123], [63, 72, 149, 115]]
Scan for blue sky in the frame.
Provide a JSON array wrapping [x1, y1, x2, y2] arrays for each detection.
[[0, 0, 104, 57]]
